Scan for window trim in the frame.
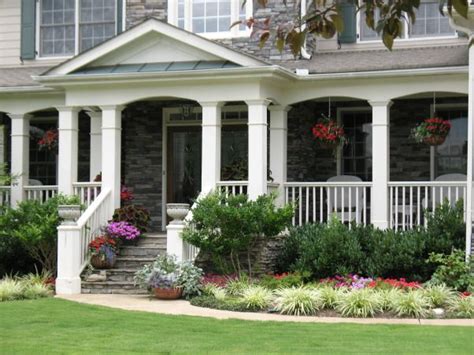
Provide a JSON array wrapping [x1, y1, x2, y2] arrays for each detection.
[[167, 0, 252, 39], [35, 0, 126, 60], [356, 2, 458, 43]]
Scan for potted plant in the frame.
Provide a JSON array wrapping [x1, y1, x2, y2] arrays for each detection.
[[105, 221, 141, 246], [88, 236, 118, 269], [311, 115, 347, 150], [112, 205, 151, 233], [134, 254, 203, 300], [57, 195, 82, 225], [411, 117, 451, 146]]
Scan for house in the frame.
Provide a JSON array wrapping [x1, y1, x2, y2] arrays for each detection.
[[0, 0, 472, 294]]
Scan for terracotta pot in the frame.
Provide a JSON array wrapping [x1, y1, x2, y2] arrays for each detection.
[[423, 135, 447, 146], [90, 254, 116, 269], [153, 287, 183, 300]]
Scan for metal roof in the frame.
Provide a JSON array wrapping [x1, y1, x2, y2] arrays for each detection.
[[72, 61, 240, 75]]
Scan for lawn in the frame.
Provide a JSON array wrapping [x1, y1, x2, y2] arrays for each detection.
[[0, 298, 472, 354]]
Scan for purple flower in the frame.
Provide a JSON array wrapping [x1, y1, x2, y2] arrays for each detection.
[[106, 221, 141, 240]]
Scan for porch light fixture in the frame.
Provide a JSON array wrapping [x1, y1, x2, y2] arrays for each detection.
[[180, 103, 195, 119]]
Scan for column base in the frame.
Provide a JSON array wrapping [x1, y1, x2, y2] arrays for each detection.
[[371, 220, 389, 230], [55, 277, 82, 295], [166, 223, 185, 261]]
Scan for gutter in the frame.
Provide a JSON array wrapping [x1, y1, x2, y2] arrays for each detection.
[[0, 86, 59, 94]]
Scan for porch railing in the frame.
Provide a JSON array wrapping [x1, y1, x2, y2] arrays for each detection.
[[388, 181, 467, 230], [77, 188, 112, 272], [216, 181, 280, 196], [284, 182, 372, 227], [0, 186, 10, 207], [24, 185, 58, 203], [73, 182, 102, 208]]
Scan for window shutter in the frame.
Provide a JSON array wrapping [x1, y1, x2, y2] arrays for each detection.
[[21, 0, 36, 60], [338, 2, 357, 44], [117, 0, 124, 34]]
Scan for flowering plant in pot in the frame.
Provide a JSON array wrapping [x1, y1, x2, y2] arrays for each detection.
[[134, 254, 203, 300], [311, 115, 347, 150], [88, 236, 118, 269], [105, 221, 141, 245], [411, 118, 451, 146]]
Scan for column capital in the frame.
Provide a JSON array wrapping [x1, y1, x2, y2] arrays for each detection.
[[199, 101, 224, 108], [85, 110, 102, 120], [369, 100, 393, 108], [56, 106, 81, 114], [100, 105, 125, 112], [245, 99, 271, 107], [7, 113, 31, 120], [268, 105, 292, 112]]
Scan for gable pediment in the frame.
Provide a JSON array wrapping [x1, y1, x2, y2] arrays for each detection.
[[43, 18, 266, 77]]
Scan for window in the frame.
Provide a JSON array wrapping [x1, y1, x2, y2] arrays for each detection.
[[39, 0, 122, 58], [432, 106, 467, 177], [169, 0, 252, 38], [358, 1, 455, 41]]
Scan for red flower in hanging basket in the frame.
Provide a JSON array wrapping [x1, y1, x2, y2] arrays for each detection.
[[38, 129, 58, 152], [411, 117, 451, 146], [311, 115, 347, 149]]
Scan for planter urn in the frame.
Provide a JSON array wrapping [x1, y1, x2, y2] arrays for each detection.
[[58, 205, 82, 225], [166, 203, 190, 225]]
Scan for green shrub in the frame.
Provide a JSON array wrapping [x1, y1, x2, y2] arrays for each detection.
[[189, 295, 250, 312], [0, 232, 36, 277], [447, 295, 474, 318], [112, 205, 150, 233], [183, 192, 293, 276], [0, 196, 76, 273], [274, 287, 322, 315], [240, 285, 273, 311], [336, 288, 382, 318], [226, 277, 253, 296], [257, 272, 306, 290], [427, 250, 474, 292], [390, 290, 430, 318]]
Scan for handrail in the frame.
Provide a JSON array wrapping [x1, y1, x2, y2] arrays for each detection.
[[216, 181, 248, 185], [77, 188, 111, 228], [388, 181, 467, 187], [72, 182, 102, 187], [24, 185, 58, 203]]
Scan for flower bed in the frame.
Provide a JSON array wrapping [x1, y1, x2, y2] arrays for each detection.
[[190, 273, 473, 319]]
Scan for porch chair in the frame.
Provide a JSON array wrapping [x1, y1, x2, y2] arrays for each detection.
[[326, 175, 364, 223], [428, 173, 466, 208], [28, 179, 43, 186]]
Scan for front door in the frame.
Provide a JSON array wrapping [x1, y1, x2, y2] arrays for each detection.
[[167, 126, 202, 205]]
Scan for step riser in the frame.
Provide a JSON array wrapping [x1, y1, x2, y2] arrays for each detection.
[[82, 287, 148, 295], [119, 248, 165, 257], [114, 260, 154, 269]]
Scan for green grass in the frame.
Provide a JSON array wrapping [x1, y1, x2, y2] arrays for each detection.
[[0, 298, 472, 354]]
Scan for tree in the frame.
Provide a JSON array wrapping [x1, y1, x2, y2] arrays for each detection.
[[235, 0, 470, 54]]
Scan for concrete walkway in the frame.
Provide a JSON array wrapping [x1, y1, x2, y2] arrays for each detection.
[[57, 294, 474, 326]]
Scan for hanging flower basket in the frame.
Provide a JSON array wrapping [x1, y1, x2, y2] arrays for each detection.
[[411, 118, 451, 147], [311, 115, 347, 150], [37, 129, 59, 153]]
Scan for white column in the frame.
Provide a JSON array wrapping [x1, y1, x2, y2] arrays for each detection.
[[9, 113, 29, 206], [56, 222, 82, 294], [200, 101, 223, 194], [370, 100, 392, 229], [269, 105, 290, 206], [87, 111, 102, 181], [247, 99, 270, 199], [466, 38, 474, 258], [101, 105, 123, 211], [57, 107, 79, 196]]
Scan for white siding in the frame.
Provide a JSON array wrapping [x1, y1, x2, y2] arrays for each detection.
[[0, 0, 21, 66]]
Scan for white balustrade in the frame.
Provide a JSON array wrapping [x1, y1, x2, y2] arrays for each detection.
[[284, 182, 372, 227], [73, 182, 102, 207], [0, 186, 10, 207], [388, 182, 467, 230], [24, 185, 58, 203], [216, 181, 248, 196]]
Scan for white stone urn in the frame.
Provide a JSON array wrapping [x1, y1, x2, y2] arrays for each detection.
[[166, 203, 190, 225], [58, 205, 82, 225]]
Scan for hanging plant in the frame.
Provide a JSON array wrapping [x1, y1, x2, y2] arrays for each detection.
[[311, 115, 347, 150], [37, 128, 59, 153], [411, 117, 451, 146]]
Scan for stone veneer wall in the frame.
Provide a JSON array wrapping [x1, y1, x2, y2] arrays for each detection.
[[122, 101, 165, 231], [125, 0, 302, 61]]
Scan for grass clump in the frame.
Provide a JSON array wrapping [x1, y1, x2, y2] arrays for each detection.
[[423, 284, 456, 308], [447, 295, 474, 318], [274, 287, 322, 316], [0, 278, 24, 301], [336, 288, 381, 318], [240, 286, 273, 311], [318, 286, 345, 310], [390, 290, 430, 318]]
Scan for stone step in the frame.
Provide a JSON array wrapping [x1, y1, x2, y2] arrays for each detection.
[[138, 234, 167, 247], [81, 281, 148, 295], [119, 246, 165, 257], [85, 269, 138, 283], [114, 257, 155, 269]]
